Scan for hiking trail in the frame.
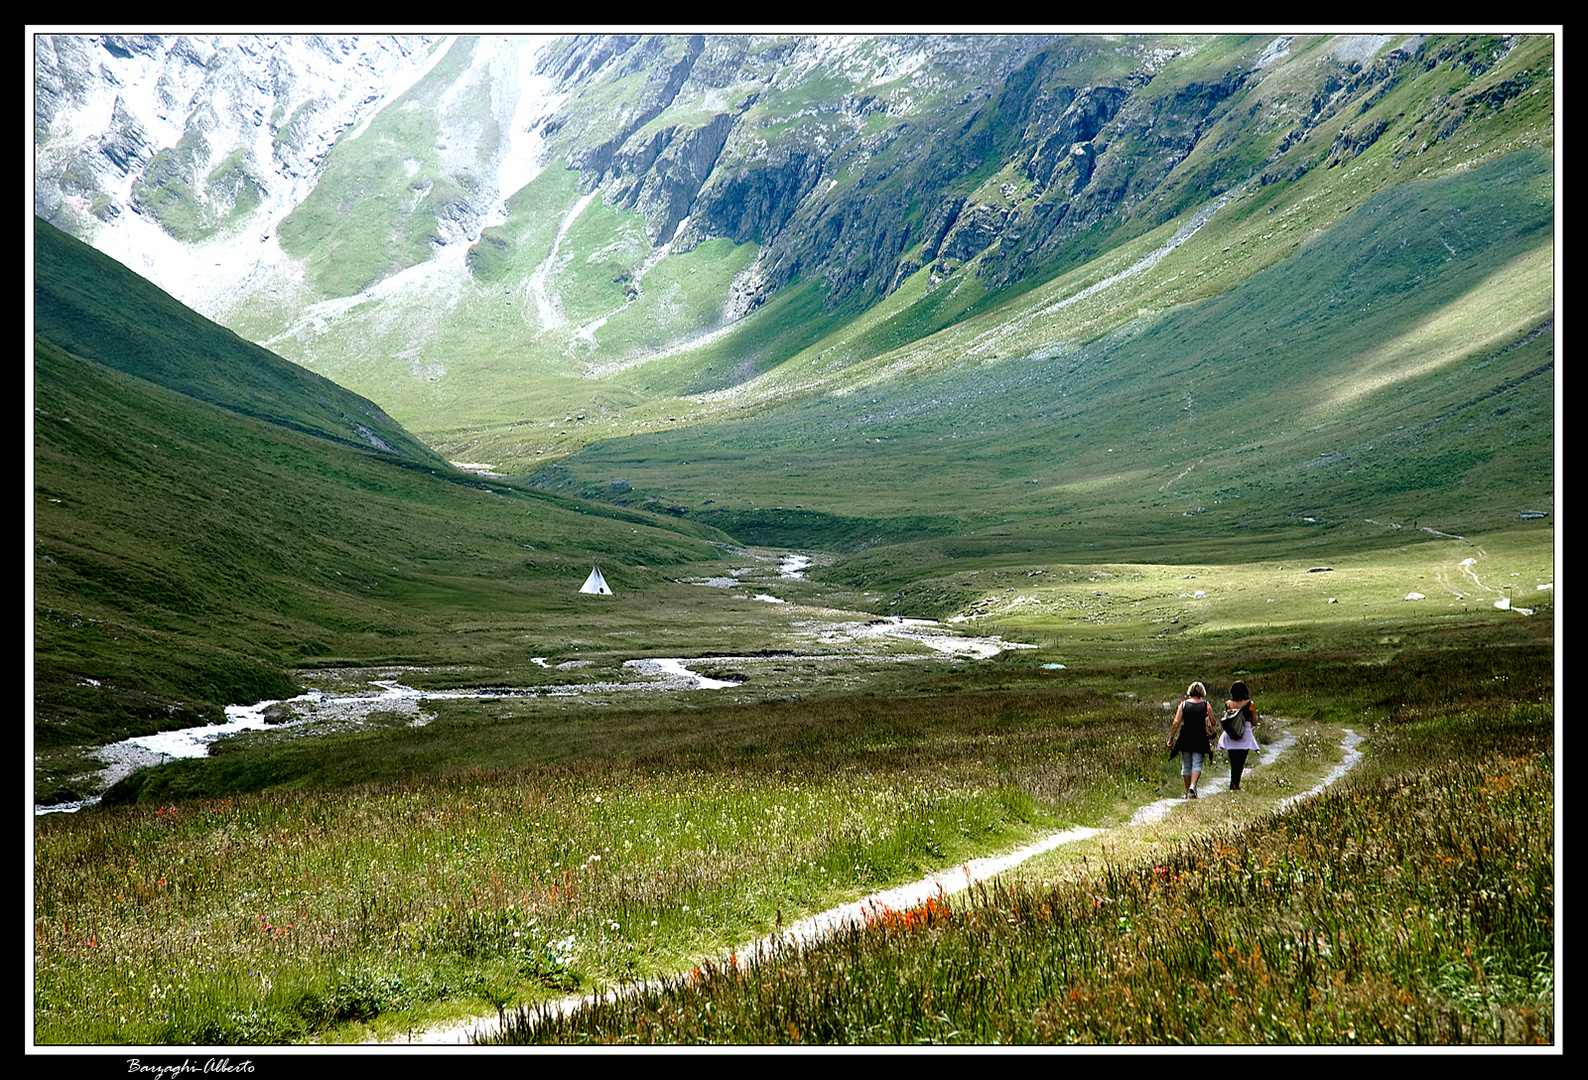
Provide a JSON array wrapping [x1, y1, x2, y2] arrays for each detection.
[[374, 717, 1363, 1045]]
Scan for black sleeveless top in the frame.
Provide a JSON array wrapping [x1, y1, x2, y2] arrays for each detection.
[[1175, 699, 1212, 753]]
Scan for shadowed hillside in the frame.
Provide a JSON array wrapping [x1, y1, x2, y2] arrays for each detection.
[[32, 217, 734, 752]]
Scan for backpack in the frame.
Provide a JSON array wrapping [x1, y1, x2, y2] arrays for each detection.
[[1220, 703, 1249, 740]]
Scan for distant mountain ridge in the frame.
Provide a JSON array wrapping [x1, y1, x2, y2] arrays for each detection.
[[43, 33, 1534, 314], [33, 31, 1554, 471]]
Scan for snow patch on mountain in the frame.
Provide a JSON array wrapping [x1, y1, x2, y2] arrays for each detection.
[[35, 33, 448, 313], [491, 36, 566, 202], [530, 190, 599, 330]]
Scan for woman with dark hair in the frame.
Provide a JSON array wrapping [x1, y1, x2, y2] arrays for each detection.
[[1218, 679, 1260, 791], [1167, 681, 1215, 799]]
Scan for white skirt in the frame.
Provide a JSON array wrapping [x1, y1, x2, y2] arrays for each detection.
[[1217, 721, 1259, 751]]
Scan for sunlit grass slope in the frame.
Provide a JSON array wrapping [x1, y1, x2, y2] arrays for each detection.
[[531, 148, 1553, 592], [866, 525, 1554, 651], [505, 751, 1552, 1045]]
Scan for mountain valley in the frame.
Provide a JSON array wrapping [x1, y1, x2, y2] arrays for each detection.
[[32, 26, 1557, 766], [28, 29, 1558, 1049]]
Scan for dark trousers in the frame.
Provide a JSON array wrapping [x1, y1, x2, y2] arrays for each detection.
[[1228, 749, 1250, 790]]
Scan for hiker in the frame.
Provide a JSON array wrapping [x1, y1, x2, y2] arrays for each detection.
[[1167, 681, 1216, 799], [1218, 680, 1260, 792]]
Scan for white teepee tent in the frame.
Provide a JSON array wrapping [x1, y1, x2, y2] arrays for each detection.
[[579, 563, 613, 595]]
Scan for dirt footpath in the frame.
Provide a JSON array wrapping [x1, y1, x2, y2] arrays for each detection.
[[377, 718, 1362, 1046]]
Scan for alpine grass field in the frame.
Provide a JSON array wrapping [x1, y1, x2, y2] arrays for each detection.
[[31, 30, 1555, 1049]]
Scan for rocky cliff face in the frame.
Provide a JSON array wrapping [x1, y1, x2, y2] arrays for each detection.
[[539, 33, 1063, 308], [516, 32, 1504, 310]]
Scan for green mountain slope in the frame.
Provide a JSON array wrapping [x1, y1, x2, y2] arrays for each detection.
[[33, 218, 445, 467], [383, 32, 1553, 476], [32, 220, 736, 751], [530, 148, 1554, 602], [30, 34, 1555, 671], [37, 33, 1554, 490]]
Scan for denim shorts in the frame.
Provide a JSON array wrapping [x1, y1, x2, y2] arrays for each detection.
[[1180, 751, 1205, 775]]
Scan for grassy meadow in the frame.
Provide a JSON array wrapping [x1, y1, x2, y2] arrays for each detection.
[[32, 540, 1555, 1045], [502, 746, 1551, 1045]]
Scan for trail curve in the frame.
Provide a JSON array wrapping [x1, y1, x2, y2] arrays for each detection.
[[381, 719, 1363, 1045]]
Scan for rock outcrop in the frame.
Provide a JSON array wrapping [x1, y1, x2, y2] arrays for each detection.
[[34, 32, 445, 248], [520, 33, 1448, 308]]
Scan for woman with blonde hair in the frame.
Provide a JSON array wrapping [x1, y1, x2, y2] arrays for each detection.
[[1218, 680, 1260, 791], [1166, 681, 1215, 799]]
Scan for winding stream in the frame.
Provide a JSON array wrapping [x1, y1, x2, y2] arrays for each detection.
[[36, 619, 1030, 815], [32, 657, 759, 816]]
